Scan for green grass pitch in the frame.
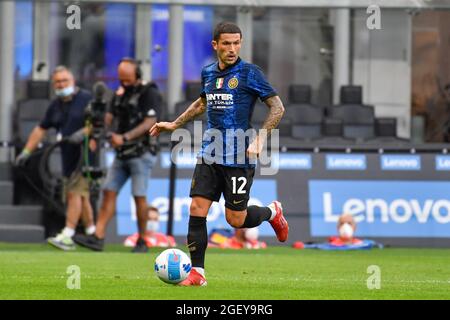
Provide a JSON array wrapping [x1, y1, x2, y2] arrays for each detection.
[[0, 243, 448, 300]]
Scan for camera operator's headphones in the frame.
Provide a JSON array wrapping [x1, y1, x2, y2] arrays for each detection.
[[119, 57, 142, 81]]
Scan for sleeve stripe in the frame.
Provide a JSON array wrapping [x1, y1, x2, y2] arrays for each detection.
[[261, 92, 278, 102]]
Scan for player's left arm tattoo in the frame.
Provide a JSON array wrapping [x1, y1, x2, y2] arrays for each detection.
[[124, 117, 156, 140], [262, 95, 285, 135], [174, 97, 206, 128]]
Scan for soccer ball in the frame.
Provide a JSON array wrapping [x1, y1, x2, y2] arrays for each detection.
[[154, 248, 191, 284]]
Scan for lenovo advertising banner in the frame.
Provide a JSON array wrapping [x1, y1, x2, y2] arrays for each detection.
[[107, 151, 450, 245]]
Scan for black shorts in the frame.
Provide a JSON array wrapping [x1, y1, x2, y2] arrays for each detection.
[[189, 162, 255, 211]]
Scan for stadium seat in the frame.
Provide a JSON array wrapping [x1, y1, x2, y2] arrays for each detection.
[[315, 118, 354, 144], [288, 84, 311, 104], [26, 80, 50, 100], [322, 117, 344, 137], [365, 117, 409, 145], [328, 104, 375, 141], [340, 85, 362, 104], [14, 99, 50, 145], [285, 84, 324, 140], [375, 117, 397, 137], [287, 104, 323, 140]]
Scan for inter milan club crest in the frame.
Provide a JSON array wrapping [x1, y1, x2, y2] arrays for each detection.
[[228, 77, 239, 89], [216, 78, 224, 89]]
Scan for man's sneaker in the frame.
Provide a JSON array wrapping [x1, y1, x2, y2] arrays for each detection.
[[131, 237, 148, 253], [268, 201, 289, 242], [73, 234, 104, 251], [48, 233, 75, 251], [178, 269, 207, 287]]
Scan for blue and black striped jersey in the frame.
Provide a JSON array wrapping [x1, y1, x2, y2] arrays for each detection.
[[199, 57, 277, 167]]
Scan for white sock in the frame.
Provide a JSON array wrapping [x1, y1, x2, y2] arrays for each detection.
[[62, 227, 75, 238], [193, 267, 205, 276], [268, 204, 277, 221], [85, 225, 96, 235]]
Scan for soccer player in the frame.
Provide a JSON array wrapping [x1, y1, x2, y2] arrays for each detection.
[[150, 22, 288, 286]]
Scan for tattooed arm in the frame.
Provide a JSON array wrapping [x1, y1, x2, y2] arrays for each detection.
[[261, 95, 285, 134], [247, 95, 285, 158], [173, 97, 207, 128], [149, 97, 207, 136]]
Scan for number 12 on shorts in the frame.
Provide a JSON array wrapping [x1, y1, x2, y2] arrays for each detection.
[[231, 177, 247, 194]]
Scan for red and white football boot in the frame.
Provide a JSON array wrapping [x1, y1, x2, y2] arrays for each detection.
[[268, 201, 289, 242], [178, 268, 207, 287]]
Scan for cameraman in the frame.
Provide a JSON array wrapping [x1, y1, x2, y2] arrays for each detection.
[[75, 58, 162, 253], [15, 66, 96, 250]]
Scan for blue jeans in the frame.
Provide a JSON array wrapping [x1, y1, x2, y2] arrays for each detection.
[[103, 152, 157, 196]]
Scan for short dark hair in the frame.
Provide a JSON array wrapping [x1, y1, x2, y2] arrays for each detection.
[[213, 22, 242, 42]]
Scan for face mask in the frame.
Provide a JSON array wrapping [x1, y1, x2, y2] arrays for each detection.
[[147, 221, 159, 233], [339, 223, 354, 240], [55, 86, 74, 98]]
